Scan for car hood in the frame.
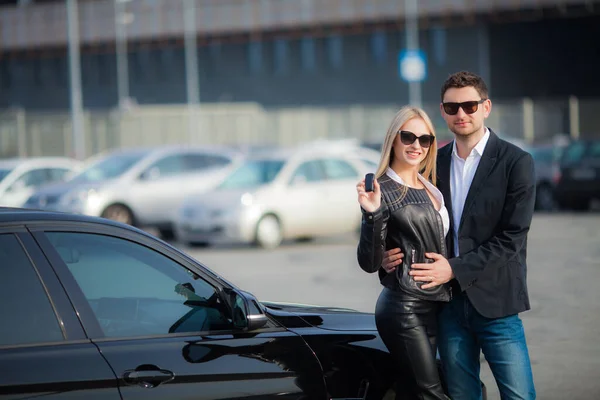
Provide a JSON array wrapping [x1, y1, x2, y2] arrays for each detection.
[[261, 301, 377, 332]]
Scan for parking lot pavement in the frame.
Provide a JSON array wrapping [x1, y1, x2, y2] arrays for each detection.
[[176, 212, 600, 400]]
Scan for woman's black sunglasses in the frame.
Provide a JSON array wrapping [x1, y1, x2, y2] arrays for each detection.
[[398, 130, 435, 148], [442, 99, 487, 115]]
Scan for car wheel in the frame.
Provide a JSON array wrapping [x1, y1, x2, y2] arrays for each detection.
[[101, 204, 134, 225], [255, 214, 282, 249], [535, 183, 556, 211]]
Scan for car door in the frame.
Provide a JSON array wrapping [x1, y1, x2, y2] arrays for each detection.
[[0, 228, 120, 399], [320, 157, 363, 234], [31, 224, 328, 400], [280, 159, 331, 237], [128, 154, 190, 225], [582, 142, 600, 203]]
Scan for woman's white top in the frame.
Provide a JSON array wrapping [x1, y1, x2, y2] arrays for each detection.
[[385, 167, 450, 237]]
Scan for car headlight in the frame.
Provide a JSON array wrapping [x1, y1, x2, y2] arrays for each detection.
[[241, 192, 253, 206]]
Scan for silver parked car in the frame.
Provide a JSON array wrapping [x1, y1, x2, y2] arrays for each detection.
[[0, 157, 81, 207], [23, 145, 243, 238], [174, 143, 380, 249]]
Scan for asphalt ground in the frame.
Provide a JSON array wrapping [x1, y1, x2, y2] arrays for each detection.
[[172, 212, 600, 400]]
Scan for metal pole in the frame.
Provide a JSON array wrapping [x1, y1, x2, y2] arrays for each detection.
[[66, 0, 85, 160], [569, 95, 580, 140], [184, 0, 200, 143], [405, 0, 421, 108], [115, 0, 130, 109]]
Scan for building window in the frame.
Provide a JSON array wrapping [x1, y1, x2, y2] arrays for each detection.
[[431, 26, 447, 66], [327, 34, 343, 69], [274, 38, 288, 75], [248, 40, 263, 73], [370, 30, 387, 64], [160, 48, 177, 81], [0, 60, 10, 89], [301, 37, 316, 72]]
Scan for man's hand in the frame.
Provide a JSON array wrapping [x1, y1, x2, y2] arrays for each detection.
[[382, 248, 403, 273], [410, 252, 454, 289]]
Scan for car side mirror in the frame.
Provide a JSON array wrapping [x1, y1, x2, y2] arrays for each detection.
[[224, 288, 268, 331]]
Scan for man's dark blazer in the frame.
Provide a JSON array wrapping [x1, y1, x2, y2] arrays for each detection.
[[436, 129, 536, 319]]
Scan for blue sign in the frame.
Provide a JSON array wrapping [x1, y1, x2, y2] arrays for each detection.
[[398, 49, 427, 82]]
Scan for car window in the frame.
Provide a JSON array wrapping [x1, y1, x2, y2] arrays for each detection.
[[321, 158, 359, 180], [530, 148, 554, 163], [0, 234, 64, 346], [561, 142, 586, 165], [360, 158, 378, 170], [145, 155, 186, 178], [12, 169, 48, 189], [48, 168, 72, 182], [184, 154, 231, 170], [290, 160, 326, 183], [583, 142, 600, 160], [71, 152, 147, 183], [45, 232, 232, 338], [219, 159, 285, 189]]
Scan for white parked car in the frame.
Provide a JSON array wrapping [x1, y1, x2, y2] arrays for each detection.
[[175, 142, 380, 249], [23, 145, 244, 238], [0, 157, 81, 207]]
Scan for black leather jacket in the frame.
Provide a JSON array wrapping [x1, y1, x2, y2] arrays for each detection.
[[357, 175, 452, 302]]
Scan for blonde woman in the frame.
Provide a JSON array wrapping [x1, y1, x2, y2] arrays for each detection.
[[356, 106, 451, 399]]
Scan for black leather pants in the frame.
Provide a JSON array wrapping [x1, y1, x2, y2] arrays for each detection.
[[375, 287, 450, 400]]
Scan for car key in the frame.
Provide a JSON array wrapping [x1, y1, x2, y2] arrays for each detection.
[[365, 173, 374, 192]]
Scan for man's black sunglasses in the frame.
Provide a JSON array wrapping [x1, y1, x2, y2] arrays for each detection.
[[398, 130, 435, 148], [442, 99, 487, 115]]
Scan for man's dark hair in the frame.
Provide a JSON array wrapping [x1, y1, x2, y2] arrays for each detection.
[[440, 71, 489, 101]]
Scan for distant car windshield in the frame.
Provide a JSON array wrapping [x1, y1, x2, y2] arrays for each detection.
[[219, 159, 284, 189], [70, 152, 147, 183], [0, 168, 13, 183]]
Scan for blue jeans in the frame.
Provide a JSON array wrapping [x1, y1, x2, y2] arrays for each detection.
[[437, 292, 536, 400]]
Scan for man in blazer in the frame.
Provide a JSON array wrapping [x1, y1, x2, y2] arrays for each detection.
[[381, 71, 536, 399]]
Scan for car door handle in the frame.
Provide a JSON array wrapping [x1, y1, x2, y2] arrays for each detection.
[[123, 365, 175, 388]]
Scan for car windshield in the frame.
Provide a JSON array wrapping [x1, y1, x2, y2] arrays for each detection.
[[70, 152, 148, 183], [0, 168, 13, 183], [218, 159, 284, 189]]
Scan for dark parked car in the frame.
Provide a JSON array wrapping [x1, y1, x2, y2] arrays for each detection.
[[0, 208, 440, 399], [554, 139, 600, 210], [528, 143, 564, 211]]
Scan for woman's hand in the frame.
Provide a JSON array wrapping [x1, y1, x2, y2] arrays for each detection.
[[356, 176, 381, 213]]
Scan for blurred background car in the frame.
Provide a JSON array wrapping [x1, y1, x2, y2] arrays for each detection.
[[23, 145, 244, 238], [554, 139, 600, 211], [0, 157, 81, 207], [527, 142, 566, 211], [175, 141, 379, 249]]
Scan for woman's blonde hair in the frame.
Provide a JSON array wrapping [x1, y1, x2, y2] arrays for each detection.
[[374, 106, 438, 186]]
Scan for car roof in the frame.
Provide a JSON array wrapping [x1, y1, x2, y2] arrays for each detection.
[[96, 144, 241, 157], [244, 140, 377, 161], [0, 157, 80, 169], [0, 207, 146, 230]]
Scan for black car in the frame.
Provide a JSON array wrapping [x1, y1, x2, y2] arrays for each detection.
[[555, 139, 600, 210], [0, 207, 398, 399]]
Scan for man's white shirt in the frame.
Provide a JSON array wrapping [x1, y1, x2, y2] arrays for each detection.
[[450, 128, 490, 257]]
